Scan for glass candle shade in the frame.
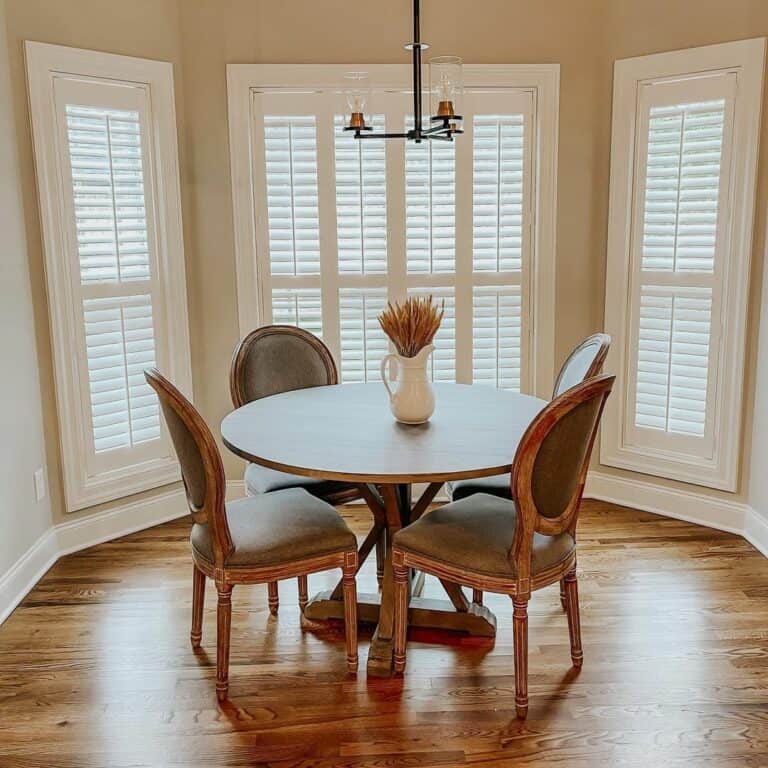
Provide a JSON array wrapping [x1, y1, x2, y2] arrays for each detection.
[[343, 71, 371, 130], [429, 56, 463, 120]]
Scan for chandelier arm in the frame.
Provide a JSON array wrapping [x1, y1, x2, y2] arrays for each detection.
[[354, 131, 412, 140]]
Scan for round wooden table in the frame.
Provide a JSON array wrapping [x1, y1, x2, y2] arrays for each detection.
[[221, 382, 546, 676]]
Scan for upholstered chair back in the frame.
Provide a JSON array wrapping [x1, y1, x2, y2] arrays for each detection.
[[145, 368, 232, 562], [511, 375, 614, 548], [552, 333, 611, 398], [230, 325, 338, 408]]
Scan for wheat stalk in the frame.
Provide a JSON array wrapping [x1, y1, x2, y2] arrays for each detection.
[[378, 295, 445, 358]]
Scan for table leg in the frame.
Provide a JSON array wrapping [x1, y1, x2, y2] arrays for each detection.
[[303, 481, 498, 676], [367, 483, 407, 676]]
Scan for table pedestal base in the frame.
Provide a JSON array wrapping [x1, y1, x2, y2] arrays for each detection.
[[304, 589, 497, 676]]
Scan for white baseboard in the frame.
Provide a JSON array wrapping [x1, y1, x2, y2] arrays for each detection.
[[0, 487, 187, 625], [586, 470, 768, 558], [0, 528, 58, 625], [585, 470, 750, 536], [744, 506, 768, 558]]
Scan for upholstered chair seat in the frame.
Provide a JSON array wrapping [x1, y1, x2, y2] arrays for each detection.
[[243, 463, 352, 499], [394, 493, 575, 579], [191, 488, 357, 569]]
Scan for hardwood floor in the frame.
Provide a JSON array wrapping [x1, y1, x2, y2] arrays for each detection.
[[1, 500, 768, 767]]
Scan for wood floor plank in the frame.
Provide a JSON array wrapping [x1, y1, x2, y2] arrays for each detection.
[[1, 500, 768, 767]]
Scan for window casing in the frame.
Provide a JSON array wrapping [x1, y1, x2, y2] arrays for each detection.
[[227, 65, 558, 397], [26, 43, 192, 510], [602, 39, 765, 491]]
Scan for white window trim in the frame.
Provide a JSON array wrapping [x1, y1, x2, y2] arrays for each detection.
[[601, 38, 765, 491], [25, 42, 193, 510], [226, 63, 559, 397]]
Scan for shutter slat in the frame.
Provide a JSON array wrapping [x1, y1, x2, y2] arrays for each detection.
[[264, 116, 321, 276], [641, 101, 725, 273], [82, 294, 160, 452], [405, 117, 456, 274], [634, 286, 711, 437], [334, 115, 388, 275], [473, 115, 525, 273], [473, 286, 522, 391], [271, 288, 323, 338], [65, 105, 151, 284], [407, 288, 456, 382], [339, 288, 388, 383]]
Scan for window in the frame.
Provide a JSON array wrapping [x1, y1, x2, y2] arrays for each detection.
[[227, 65, 558, 396], [602, 39, 765, 490], [26, 43, 192, 510]]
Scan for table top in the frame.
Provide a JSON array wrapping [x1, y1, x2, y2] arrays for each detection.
[[221, 383, 546, 484]]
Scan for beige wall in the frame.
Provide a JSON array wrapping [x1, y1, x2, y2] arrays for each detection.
[[3, 0, 767, 523], [0, 0, 53, 573]]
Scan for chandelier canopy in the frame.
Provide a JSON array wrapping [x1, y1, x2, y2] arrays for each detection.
[[344, 0, 463, 143]]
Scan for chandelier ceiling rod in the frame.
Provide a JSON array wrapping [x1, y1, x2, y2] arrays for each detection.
[[412, 0, 423, 140]]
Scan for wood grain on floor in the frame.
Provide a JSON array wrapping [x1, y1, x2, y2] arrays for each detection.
[[1, 500, 767, 767]]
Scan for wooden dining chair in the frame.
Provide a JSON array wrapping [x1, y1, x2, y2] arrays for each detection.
[[230, 325, 368, 615], [448, 332, 610, 607], [145, 368, 359, 701], [392, 374, 614, 719]]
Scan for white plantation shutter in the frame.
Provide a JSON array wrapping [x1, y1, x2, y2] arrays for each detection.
[[641, 101, 725, 273], [405, 120, 456, 274], [334, 114, 387, 274], [635, 287, 712, 436], [339, 288, 389, 382], [407, 287, 456, 382], [236, 72, 549, 399], [263, 116, 321, 276], [27, 44, 192, 510], [468, 102, 533, 392], [472, 286, 522, 390], [83, 295, 160, 452], [473, 115, 525, 272], [271, 288, 323, 338], [603, 41, 764, 490]]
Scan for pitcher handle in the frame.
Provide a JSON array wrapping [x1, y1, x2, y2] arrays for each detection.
[[380, 353, 398, 401]]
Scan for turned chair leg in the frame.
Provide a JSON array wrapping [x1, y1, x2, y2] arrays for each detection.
[[191, 563, 205, 649], [563, 569, 583, 668], [342, 553, 357, 674], [512, 597, 529, 720], [559, 578, 567, 611], [216, 583, 233, 702], [267, 581, 279, 616], [298, 575, 309, 614], [472, 588, 484, 606], [342, 556, 358, 673], [393, 560, 410, 673]]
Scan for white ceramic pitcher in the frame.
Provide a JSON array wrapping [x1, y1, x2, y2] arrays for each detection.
[[380, 344, 436, 424]]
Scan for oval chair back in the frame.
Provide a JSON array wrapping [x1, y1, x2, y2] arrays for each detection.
[[510, 374, 614, 585], [229, 325, 338, 408], [144, 368, 232, 566], [552, 333, 611, 398]]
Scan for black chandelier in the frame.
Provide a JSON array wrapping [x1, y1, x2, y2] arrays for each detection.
[[343, 0, 463, 143]]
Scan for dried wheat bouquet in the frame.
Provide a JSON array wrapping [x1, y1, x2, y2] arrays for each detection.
[[378, 295, 445, 358]]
